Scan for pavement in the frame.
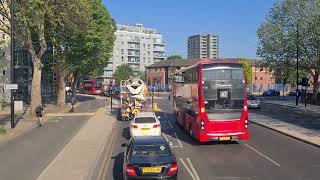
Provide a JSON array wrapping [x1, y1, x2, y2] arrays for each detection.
[[105, 94, 320, 180], [0, 95, 115, 180]]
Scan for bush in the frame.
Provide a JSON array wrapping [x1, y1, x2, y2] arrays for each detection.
[[0, 127, 6, 135]]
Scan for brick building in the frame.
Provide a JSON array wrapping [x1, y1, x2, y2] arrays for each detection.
[[146, 58, 276, 92]]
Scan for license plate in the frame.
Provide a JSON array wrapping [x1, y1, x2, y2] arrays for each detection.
[[141, 167, 162, 173], [220, 91, 228, 98], [219, 136, 231, 141], [141, 128, 150, 131]]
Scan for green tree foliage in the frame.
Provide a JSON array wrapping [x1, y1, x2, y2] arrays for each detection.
[[113, 64, 134, 83], [136, 71, 146, 81], [167, 55, 183, 61], [241, 59, 252, 83], [257, 0, 320, 102]]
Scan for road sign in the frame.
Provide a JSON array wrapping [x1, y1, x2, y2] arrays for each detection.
[[4, 84, 18, 90]]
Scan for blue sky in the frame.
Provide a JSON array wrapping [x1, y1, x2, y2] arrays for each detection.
[[102, 0, 275, 59]]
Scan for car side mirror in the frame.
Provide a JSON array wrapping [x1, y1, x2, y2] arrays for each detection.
[[121, 143, 127, 147]]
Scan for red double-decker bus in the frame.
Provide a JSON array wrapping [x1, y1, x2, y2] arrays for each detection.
[[174, 60, 249, 142], [82, 80, 102, 95]]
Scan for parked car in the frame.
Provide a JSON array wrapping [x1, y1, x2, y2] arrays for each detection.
[[262, 89, 280, 96], [248, 95, 261, 109], [130, 111, 161, 137], [288, 90, 302, 96], [122, 136, 178, 180]]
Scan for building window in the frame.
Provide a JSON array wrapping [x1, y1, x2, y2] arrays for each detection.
[[121, 41, 124, 45], [121, 56, 124, 61], [2, 70, 5, 76], [260, 77, 263, 80]]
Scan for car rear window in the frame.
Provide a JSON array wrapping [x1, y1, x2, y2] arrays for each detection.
[[132, 144, 170, 156], [134, 117, 156, 123], [248, 95, 257, 100]]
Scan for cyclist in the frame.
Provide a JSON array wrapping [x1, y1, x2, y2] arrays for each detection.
[[35, 105, 44, 127]]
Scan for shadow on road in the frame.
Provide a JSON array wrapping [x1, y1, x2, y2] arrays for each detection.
[[112, 152, 124, 180], [158, 111, 241, 146]]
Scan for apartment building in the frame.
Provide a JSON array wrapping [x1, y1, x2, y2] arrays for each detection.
[[188, 34, 219, 59], [101, 24, 166, 83], [0, 5, 11, 104]]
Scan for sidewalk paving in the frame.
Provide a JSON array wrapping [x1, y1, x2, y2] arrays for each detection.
[[262, 99, 320, 114], [250, 113, 320, 147], [36, 107, 117, 180]]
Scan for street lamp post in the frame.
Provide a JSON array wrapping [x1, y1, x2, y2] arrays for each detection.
[[296, 25, 299, 106], [10, 0, 15, 128]]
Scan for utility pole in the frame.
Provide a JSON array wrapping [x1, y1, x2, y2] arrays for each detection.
[[296, 24, 299, 106], [10, 0, 15, 128]]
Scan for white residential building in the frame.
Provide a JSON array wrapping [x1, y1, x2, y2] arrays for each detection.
[[101, 24, 166, 83]]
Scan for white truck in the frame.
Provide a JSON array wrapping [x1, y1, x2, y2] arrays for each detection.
[[118, 78, 150, 121]]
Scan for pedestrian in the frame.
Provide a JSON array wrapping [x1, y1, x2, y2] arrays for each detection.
[[35, 104, 44, 127], [70, 96, 76, 112]]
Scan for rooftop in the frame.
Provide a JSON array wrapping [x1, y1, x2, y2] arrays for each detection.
[[147, 58, 261, 68], [116, 24, 161, 35]]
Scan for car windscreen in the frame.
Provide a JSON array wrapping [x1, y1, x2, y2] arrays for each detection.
[[131, 144, 170, 157], [134, 117, 156, 123], [248, 95, 257, 100]]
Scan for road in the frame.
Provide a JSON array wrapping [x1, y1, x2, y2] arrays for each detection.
[[0, 95, 106, 180], [104, 98, 320, 180]]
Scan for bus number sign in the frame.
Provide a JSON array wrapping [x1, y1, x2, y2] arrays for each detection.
[[220, 91, 228, 98]]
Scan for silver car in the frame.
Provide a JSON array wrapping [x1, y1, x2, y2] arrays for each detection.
[[248, 95, 261, 109]]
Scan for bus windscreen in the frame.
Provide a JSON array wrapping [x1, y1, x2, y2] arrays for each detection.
[[202, 64, 245, 120]]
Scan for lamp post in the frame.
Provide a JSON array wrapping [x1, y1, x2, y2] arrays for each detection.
[[296, 25, 299, 106], [10, 0, 15, 128]]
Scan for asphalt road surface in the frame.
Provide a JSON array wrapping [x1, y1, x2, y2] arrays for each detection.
[[0, 96, 106, 180], [104, 107, 320, 180]]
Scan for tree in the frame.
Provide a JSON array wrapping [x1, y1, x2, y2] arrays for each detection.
[[136, 71, 146, 81], [113, 64, 134, 83], [257, 0, 320, 102], [167, 55, 182, 61], [241, 59, 252, 83], [63, 0, 115, 98], [45, 0, 92, 108]]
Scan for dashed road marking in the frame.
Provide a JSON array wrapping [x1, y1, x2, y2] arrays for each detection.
[[174, 133, 183, 148], [180, 158, 196, 180], [162, 133, 169, 142], [186, 158, 200, 180], [245, 144, 280, 166], [163, 112, 173, 128]]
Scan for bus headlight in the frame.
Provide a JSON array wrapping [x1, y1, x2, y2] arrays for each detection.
[[201, 121, 205, 131], [201, 121, 204, 125], [201, 126, 205, 130], [245, 120, 248, 123]]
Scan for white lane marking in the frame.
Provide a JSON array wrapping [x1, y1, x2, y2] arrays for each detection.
[[174, 133, 183, 148], [163, 112, 173, 128], [162, 133, 169, 142], [180, 158, 196, 180], [186, 158, 200, 180], [244, 144, 280, 166]]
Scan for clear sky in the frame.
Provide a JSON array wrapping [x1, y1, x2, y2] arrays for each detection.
[[102, 0, 275, 59]]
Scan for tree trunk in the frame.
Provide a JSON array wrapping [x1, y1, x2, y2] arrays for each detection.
[[31, 60, 42, 114], [311, 71, 319, 104], [71, 71, 79, 100], [56, 70, 66, 108]]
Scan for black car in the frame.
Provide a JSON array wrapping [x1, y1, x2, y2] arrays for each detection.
[[122, 136, 178, 180], [262, 89, 280, 96]]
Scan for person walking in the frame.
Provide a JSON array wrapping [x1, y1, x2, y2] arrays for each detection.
[[70, 96, 76, 112], [35, 105, 44, 127]]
